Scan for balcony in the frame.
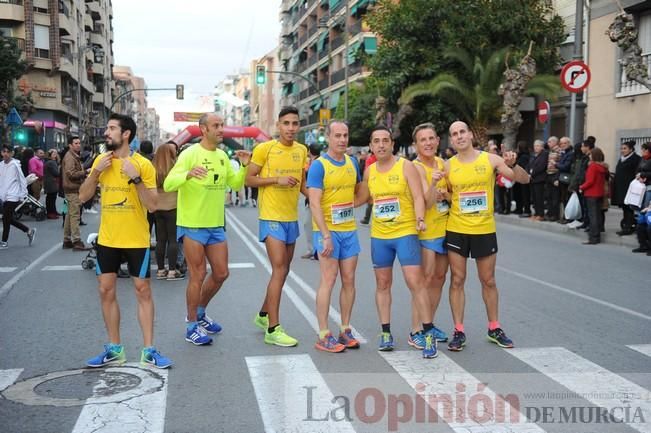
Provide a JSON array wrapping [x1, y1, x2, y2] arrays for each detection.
[[307, 55, 317, 67], [92, 92, 105, 104], [331, 35, 343, 50], [318, 47, 329, 60], [90, 32, 105, 48], [92, 62, 104, 75], [7, 37, 25, 51], [308, 25, 317, 38], [84, 12, 93, 31], [349, 64, 362, 76], [298, 33, 308, 46], [0, 0, 24, 21], [87, 0, 101, 19], [331, 68, 345, 85], [300, 89, 310, 100], [349, 20, 362, 34], [318, 77, 329, 90], [59, 11, 73, 35], [617, 53, 651, 97]]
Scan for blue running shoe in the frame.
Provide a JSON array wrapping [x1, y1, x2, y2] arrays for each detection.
[[185, 323, 213, 346], [141, 347, 173, 369], [408, 332, 425, 350], [431, 325, 448, 342], [487, 328, 514, 348], [422, 331, 438, 359], [86, 344, 126, 368], [185, 315, 222, 334], [378, 332, 394, 351]]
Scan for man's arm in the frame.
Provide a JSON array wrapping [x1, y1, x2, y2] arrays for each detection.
[[489, 152, 530, 184], [354, 168, 370, 207], [308, 187, 333, 257], [404, 160, 426, 231], [134, 185, 158, 213], [79, 153, 112, 202]]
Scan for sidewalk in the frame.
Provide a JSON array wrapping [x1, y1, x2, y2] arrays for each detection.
[[494, 206, 639, 249]]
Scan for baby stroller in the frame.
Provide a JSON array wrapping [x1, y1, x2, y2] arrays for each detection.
[[14, 174, 47, 222], [81, 233, 98, 270]]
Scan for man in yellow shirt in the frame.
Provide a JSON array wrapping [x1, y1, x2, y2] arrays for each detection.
[[79, 113, 172, 369], [164, 113, 250, 346], [444, 121, 530, 352], [246, 107, 307, 347], [307, 121, 362, 353]]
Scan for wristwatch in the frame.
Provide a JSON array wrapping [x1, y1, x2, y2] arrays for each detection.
[[128, 176, 142, 185]]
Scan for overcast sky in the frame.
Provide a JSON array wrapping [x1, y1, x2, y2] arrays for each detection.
[[111, 0, 282, 134]]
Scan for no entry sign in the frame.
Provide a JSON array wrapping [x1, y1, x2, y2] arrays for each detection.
[[537, 100, 550, 124]]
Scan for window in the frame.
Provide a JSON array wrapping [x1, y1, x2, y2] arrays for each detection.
[[617, 11, 651, 96], [34, 24, 50, 59]]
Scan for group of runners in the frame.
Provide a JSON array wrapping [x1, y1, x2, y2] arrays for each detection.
[[82, 106, 531, 369]]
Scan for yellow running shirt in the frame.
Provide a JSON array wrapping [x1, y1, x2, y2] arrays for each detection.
[[92, 152, 156, 248], [368, 157, 416, 239], [446, 151, 496, 234], [414, 157, 448, 240], [251, 140, 307, 222], [310, 154, 358, 232]]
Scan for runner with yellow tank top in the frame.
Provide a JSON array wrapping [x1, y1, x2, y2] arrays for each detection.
[[444, 121, 531, 353], [246, 107, 308, 347], [356, 125, 439, 358], [408, 123, 450, 351], [307, 121, 362, 353]]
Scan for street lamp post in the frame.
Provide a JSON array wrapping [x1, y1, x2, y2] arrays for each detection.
[[75, 43, 104, 140]]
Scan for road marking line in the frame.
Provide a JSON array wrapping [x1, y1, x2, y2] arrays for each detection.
[[496, 265, 651, 322], [507, 347, 651, 433], [40, 262, 256, 271], [246, 354, 356, 433], [627, 344, 651, 358], [71, 363, 168, 433], [0, 369, 22, 392], [0, 267, 17, 272], [380, 350, 545, 432], [227, 214, 320, 335], [227, 211, 367, 343], [0, 242, 62, 302]]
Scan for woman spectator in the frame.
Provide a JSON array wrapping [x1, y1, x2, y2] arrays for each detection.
[[529, 139, 549, 221], [152, 142, 183, 280], [580, 148, 608, 245], [44, 149, 60, 219], [0, 145, 36, 248]]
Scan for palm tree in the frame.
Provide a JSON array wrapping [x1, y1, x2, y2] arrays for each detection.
[[399, 47, 559, 147]]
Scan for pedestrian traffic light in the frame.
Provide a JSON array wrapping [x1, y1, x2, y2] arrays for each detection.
[[317, 127, 326, 146], [13, 128, 27, 144], [255, 65, 266, 85], [176, 84, 184, 100]]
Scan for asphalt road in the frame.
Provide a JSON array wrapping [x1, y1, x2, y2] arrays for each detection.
[[0, 206, 649, 433]]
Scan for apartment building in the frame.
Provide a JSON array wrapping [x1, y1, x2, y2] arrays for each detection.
[[0, 0, 114, 148], [278, 0, 378, 128], [249, 48, 282, 140], [112, 65, 159, 143]]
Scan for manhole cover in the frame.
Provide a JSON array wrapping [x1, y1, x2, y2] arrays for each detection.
[[33, 370, 141, 400]]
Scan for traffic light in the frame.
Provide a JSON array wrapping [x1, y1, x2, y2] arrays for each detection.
[[176, 84, 184, 100], [317, 127, 326, 146], [13, 128, 27, 144], [255, 65, 266, 85]]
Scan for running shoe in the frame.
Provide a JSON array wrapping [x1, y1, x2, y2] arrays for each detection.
[[185, 323, 213, 346], [447, 331, 466, 352], [487, 328, 514, 348], [27, 228, 36, 246], [422, 331, 438, 359], [408, 332, 425, 350], [430, 325, 448, 342], [86, 344, 126, 368], [140, 347, 173, 369], [315, 333, 346, 353], [378, 332, 394, 351], [264, 325, 298, 347], [253, 313, 269, 331], [338, 328, 360, 349], [198, 314, 222, 334], [0, 241, 8, 250]]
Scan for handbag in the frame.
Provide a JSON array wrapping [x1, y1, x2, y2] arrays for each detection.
[[624, 179, 645, 208], [559, 173, 571, 185]]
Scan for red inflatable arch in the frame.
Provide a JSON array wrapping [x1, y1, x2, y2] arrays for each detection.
[[171, 125, 271, 147]]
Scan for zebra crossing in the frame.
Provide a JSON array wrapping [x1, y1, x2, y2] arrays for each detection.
[[2, 343, 649, 432]]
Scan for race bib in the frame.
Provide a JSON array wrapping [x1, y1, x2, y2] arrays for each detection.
[[374, 197, 401, 219], [459, 191, 488, 213], [331, 202, 354, 225], [436, 200, 449, 214]]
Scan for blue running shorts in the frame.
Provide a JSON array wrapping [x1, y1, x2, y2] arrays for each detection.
[[371, 235, 421, 268], [420, 236, 447, 255], [259, 220, 300, 244], [177, 227, 226, 246], [313, 230, 360, 260]]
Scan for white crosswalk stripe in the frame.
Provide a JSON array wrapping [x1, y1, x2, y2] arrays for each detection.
[[507, 347, 651, 433], [0, 369, 22, 392], [628, 344, 651, 358], [246, 354, 357, 433], [380, 350, 547, 433]]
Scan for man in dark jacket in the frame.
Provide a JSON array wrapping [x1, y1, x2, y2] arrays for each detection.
[[529, 140, 549, 220], [555, 137, 574, 223], [613, 140, 642, 235], [62, 136, 89, 251]]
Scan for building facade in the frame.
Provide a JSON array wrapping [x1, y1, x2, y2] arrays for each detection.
[[112, 65, 158, 143], [278, 0, 377, 129], [0, 0, 114, 148]]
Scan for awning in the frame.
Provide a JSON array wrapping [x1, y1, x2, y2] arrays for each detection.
[[329, 0, 341, 9], [317, 31, 328, 52], [312, 99, 322, 111], [329, 91, 341, 109], [350, 0, 369, 15], [363, 36, 377, 54], [282, 82, 294, 96], [347, 40, 362, 64]]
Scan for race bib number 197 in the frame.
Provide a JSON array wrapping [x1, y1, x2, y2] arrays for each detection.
[[331, 202, 354, 225]]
